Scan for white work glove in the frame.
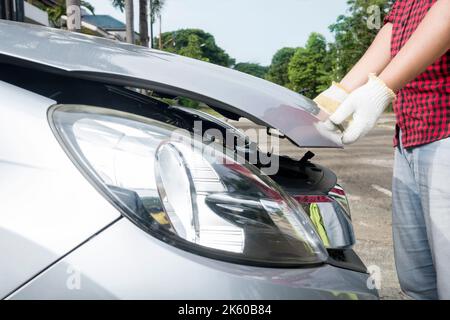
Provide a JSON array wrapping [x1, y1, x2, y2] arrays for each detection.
[[325, 74, 396, 144], [314, 82, 350, 115]]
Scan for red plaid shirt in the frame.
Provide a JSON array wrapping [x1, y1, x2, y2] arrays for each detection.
[[385, 0, 450, 148]]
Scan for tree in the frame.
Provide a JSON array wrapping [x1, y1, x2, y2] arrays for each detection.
[[158, 29, 235, 67], [139, 0, 149, 47], [288, 33, 331, 98], [110, 0, 124, 11], [149, 0, 165, 22], [124, 0, 134, 43], [110, 0, 135, 44], [263, 0, 396, 95], [150, 0, 165, 48], [329, 0, 395, 80], [111, 0, 165, 47], [234, 63, 268, 79], [265, 47, 296, 87], [179, 34, 209, 61]]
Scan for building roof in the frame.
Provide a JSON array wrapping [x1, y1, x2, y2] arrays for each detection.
[[82, 15, 126, 31]]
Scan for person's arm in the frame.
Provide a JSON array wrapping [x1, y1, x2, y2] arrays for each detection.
[[327, 0, 450, 144], [314, 23, 393, 119], [379, 0, 450, 92], [339, 23, 393, 92]]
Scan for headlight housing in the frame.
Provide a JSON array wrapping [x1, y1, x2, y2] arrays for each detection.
[[50, 105, 328, 267]]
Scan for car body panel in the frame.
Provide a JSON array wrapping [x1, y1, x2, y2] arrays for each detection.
[[0, 81, 120, 298], [0, 21, 342, 148], [7, 219, 377, 300]]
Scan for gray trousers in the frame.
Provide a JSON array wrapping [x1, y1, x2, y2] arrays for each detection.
[[393, 135, 450, 299]]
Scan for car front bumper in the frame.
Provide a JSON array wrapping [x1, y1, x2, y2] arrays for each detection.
[[7, 219, 378, 300]]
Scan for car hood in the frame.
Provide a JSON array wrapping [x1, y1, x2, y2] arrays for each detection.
[[0, 21, 342, 148]]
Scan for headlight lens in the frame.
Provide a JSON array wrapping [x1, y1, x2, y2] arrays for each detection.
[[50, 105, 328, 266]]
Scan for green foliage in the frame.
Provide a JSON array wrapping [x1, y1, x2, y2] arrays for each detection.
[[158, 29, 235, 67], [110, 0, 124, 12], [178, 97, 201, 109], [46, 0, 95, 27], [288, 33, 332, 98], [329, 0, 394, 80], [234, 63, 268, 79], [263, 0, 395, 98], [179, 34, 210, 61], [265, 47, 296, 87], [46, 1, 66, 26]]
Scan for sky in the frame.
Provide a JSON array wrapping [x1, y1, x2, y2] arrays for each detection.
[[88, 0, 349, 66]]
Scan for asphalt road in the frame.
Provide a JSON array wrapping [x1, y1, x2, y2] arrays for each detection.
[[231, 114, 407, 300]]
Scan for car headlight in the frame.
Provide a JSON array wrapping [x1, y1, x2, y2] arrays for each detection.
[[49, 105, 328, 267]]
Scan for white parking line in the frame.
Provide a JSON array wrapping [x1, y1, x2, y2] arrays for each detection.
[[371, 184, 392, 197], [378, 124, 396, 130]]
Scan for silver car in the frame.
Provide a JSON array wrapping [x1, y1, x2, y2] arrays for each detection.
[[0, 21, 378, 300]]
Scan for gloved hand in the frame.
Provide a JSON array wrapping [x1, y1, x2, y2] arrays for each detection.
[[314, 82, 350, 115], [325, 74, 395, 144]]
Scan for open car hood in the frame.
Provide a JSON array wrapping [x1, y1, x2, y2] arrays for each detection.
[[0, 21, 342, 148]]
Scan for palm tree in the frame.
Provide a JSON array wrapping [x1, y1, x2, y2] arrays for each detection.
[[139, 0, 149, 47], [111, 0, 134, 43], [111, 0, 136, 44], [110, 0, 125, 11], [149, 0, 165, 48], [124, 0, 134, 43], [111, 0, 165, 47], [137, 0, 166, 48]]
